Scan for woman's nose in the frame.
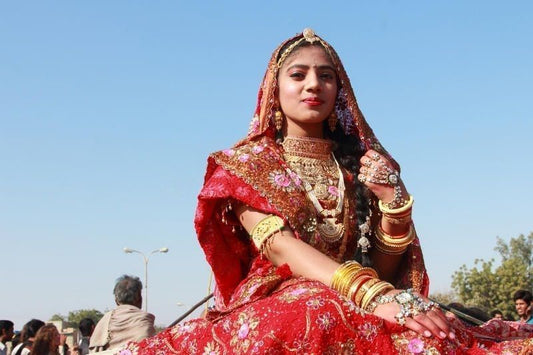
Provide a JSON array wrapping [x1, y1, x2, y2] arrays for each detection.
[[305, 72, 321, 92]]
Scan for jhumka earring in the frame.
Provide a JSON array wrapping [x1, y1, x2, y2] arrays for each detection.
[[275, 110, 284, 132], [328, 111, 337, 132]]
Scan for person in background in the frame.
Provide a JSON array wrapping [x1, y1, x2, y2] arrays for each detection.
[[75, 318, 94, 355], [513, 289, 533, 324], [0, 320, 14, 355], [29, 324, 68, 355], [89, 275, 155, 352], [11, 319, 45, 355], [490, 310, 504, 321]]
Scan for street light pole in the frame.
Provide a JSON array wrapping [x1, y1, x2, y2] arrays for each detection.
[[123, 247, 169, 311]]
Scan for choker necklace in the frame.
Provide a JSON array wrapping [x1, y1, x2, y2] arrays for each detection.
[[282, 136, 333, 160]]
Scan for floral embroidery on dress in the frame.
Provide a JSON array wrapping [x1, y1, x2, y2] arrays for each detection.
[[229, 311, 260, 353], [202, 341, 221, 355], [306, 296, 325, 310], [316, 312, 336, 332], [407, 338, 425, 354], [358, 323, 378, 341]]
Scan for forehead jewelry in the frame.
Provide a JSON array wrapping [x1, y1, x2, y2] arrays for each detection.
[[277, 28, 334, 68]]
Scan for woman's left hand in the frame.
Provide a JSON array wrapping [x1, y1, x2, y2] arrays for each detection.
[[372, 289, 455, 340], [358, 149, 407, 202]]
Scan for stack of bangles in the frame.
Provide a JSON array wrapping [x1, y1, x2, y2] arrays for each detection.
[[375, 195, 415, 255], [330, 261, 394, 312]]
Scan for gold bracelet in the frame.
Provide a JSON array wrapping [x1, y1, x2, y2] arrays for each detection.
[[330, 261, 362, 294], [379, 195, 414, 215], [374, 223, 415, 255], [354, 278, 380, 307], [346, 275, 373, 301], [361, 281, 395, 311], [250, 215, 284, 251]]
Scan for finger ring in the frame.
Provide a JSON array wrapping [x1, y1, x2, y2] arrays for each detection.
[[371, 153, 380, 161], [364, 160, 372, 168], [358, 175, 367, 183], [387, 173, 399, 185]]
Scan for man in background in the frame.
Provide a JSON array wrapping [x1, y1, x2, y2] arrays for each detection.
[[513, 289, 533, 324], [89, 275, 155, 352], [0, 320, 14, 355]]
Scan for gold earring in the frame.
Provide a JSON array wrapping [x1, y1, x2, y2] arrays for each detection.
[[275, 110, 284, 132], [329, 111, 337, 132]]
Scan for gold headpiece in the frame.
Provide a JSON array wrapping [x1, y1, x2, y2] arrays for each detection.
[[277, 28, 332, 68]]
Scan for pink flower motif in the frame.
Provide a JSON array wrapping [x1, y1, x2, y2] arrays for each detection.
[[223, 149, 235, 157], [316, 312, 336, 331], [274, 173, 291, 187], [238, 154, 250, 162], [328, 185, 339, 196], [357, 323, 377, 341], [407, 338, 425, 354], [288, 171, 302, 186], [238, 323, 249, 339], [252, 145, 264, 154]]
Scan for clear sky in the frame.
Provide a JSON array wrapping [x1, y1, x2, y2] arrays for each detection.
[[1, 1, 532, 330]]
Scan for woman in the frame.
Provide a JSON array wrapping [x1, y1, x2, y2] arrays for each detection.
[[11, 319, 45, 355], [29, 324, 65, 355], [126, 29, 533, 354]]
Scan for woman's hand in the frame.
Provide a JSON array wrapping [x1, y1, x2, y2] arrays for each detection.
[[358, 149, 408, 203], [372, 289, 455, 340]]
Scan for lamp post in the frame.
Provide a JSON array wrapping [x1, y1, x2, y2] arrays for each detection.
[[123, 247, 169, 311]]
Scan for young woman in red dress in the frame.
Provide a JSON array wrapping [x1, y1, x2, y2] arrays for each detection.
[[123, 29, 533, 354]]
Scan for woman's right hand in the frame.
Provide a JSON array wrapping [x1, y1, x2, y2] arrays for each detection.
[[372, 289, 455, 340]]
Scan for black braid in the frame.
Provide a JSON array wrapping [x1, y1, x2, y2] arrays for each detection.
[[325, 122, 373, 266]]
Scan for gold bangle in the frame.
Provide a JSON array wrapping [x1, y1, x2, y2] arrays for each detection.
[[346, 275, 372, 301], [379, 195, 414, 215], [250, 215, 284, 251], [374, 223, 415, 255], [361, 281, 395, 310], [355, 278, 380, 307], [330, 261, 362, 294]]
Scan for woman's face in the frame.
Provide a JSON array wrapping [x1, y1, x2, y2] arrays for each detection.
[[278, 45, 338, 137]]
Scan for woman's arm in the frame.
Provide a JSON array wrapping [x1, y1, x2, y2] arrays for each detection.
[[235, 204, 339, 285]]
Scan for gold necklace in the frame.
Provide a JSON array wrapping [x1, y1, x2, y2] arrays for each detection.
[[283, 138, 346, 242]]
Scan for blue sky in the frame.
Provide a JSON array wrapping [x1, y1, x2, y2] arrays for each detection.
[[1, 1, 532, 329]]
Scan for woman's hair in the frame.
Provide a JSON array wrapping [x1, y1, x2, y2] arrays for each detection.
[[276, 36, 373, 266], [30, 324, 59, 355], [78, 317, 95, 337], [114, 274, 143, 305], [21, 319, 45, 342]]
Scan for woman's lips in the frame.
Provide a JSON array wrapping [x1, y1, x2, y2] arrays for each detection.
[[303, 98, 323, 106]]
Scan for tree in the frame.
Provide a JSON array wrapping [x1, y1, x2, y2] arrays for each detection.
[[451, 232, 533, 318], [67, 309, 104, 326], [49, 309, 104, 328]]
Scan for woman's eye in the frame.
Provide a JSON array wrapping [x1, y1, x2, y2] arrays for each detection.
[[321, 72, 335, 80], [289, 72, 305, 79]]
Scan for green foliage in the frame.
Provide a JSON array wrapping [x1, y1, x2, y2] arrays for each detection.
[[451, 232, 533, 318], [67, 309, 104, 326], [49, 309, 104, 328], [49, 314, 65, 322]]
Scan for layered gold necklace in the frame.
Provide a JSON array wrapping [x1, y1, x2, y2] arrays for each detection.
[[282, 136, 345, 242]]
